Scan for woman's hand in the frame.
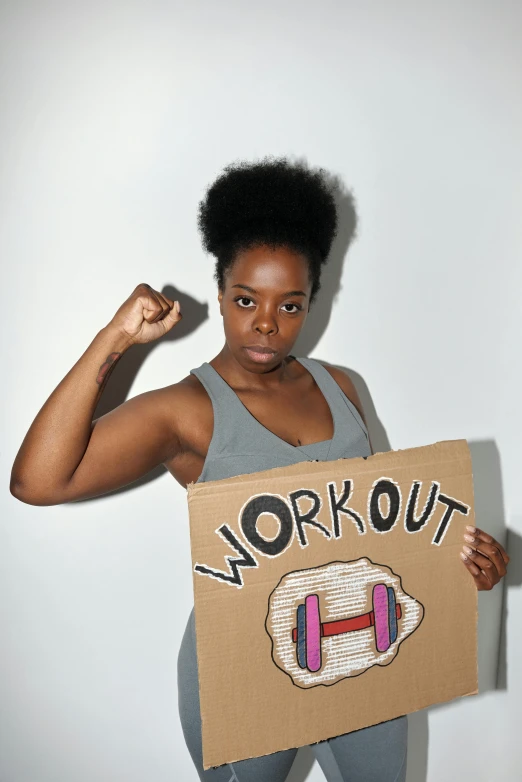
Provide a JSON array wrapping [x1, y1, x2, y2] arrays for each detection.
[[460, 526, 510, 590], [108, 283, 182, 346]]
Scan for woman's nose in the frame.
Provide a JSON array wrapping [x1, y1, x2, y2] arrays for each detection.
[[253, 310, 278, 335]]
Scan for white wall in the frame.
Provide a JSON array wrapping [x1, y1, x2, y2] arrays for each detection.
[[2, 1, 521, 780]]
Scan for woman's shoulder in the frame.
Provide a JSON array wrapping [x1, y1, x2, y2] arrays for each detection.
[[304, 358, 366, 423], [107, 371, 206, 438], [142, 369, 208, 406], [140, 371, 213, 447]]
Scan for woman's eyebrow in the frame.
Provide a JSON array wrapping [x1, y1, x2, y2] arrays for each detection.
[[231, 284, 307, 297]]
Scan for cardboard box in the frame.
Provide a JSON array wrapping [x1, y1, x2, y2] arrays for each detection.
[[187, 440, 478, 769]]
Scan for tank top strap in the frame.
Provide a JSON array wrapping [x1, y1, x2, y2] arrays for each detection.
[[297, 357, 370, 451], [190, 361, 233, 410], [189, 361, 278, 460]]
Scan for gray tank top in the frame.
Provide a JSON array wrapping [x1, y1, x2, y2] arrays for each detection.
[[190, 356, 371, 484]]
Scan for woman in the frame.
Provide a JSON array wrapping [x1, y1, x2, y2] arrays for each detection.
[[11, 159, 509, 781]]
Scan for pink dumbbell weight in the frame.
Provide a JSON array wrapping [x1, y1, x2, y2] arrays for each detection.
[[292, 584, 402, 673]]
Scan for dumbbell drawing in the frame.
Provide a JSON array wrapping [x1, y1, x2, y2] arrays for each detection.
[[265, 558, 424, 689], [293, 584, 402, 673]]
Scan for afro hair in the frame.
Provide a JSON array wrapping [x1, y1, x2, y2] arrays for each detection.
[[197, 157, 338, 303]]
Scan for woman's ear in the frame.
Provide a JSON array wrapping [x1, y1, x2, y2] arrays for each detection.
[[217, 289, 223, 316]]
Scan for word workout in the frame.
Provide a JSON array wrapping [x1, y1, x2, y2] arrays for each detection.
[[194, 476, 470, 588]]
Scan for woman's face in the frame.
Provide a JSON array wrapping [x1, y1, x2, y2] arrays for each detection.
[[217, 244, 312, 371]]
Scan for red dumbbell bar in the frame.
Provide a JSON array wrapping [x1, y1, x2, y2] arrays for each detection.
[[292, 603, 402, 644]]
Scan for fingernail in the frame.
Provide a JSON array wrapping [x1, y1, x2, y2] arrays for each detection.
[[463, 545, 473, 556], [460, 552, 468, 561], [464, 534, 475, 543], [466, 525, 477, 534], [174, 300, 180, 314]]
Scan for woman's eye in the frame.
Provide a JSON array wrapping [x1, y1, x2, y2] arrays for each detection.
[[236, 297, 254, 308], [234, 297, 301, 313]]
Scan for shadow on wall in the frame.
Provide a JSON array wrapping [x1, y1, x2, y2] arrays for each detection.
[[497, 523, 522, 689], [292, 172, 358, 361]]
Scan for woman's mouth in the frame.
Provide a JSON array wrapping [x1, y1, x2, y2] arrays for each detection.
[[244, 346, 277, 363]]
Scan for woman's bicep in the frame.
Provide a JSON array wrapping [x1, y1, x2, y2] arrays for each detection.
[[56, 391, 181, 504]]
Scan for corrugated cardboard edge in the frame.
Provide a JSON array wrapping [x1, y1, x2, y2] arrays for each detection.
[[203, 689, 478, 771], [186, 439, 480, 769], [187, 439, 470, 498], [204, 687, 480, 769]]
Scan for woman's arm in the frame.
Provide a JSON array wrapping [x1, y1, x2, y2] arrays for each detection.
[[10, 284, 182, 505]]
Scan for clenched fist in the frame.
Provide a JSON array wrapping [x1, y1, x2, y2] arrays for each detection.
[[108, 283, 182, 346]]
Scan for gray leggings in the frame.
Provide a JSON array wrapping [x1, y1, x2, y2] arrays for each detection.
[[177, 610, 408, 782]]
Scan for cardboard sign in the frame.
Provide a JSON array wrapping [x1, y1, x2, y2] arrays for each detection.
[[187, 440, 478, 769]]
